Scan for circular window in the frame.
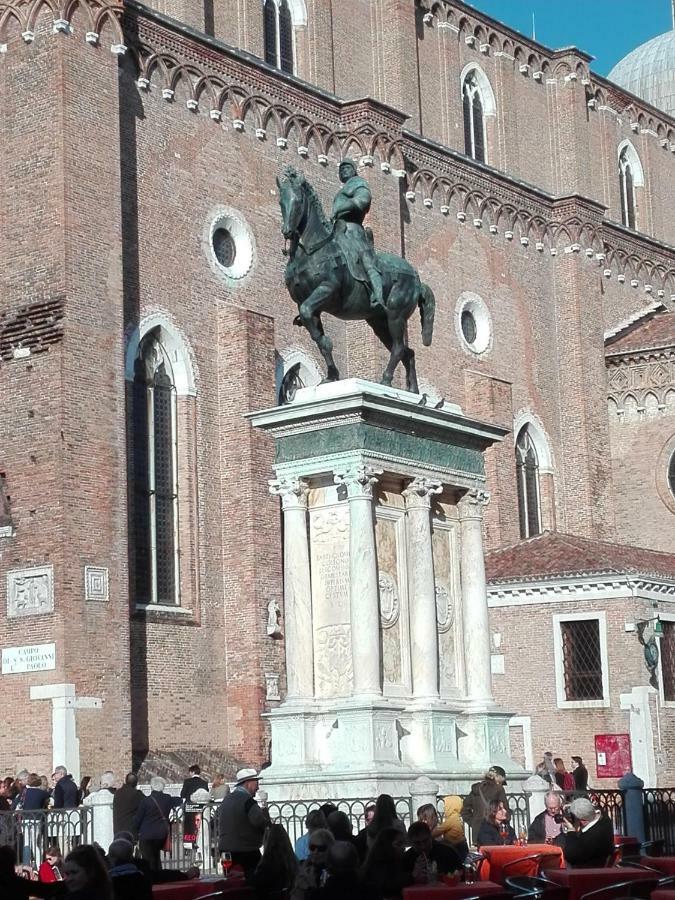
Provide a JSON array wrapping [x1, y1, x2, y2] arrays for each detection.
[[212, 227, 236, 269], [455, 292, 492, 355], [207, 209, 255, 281], [461, 309, 477, 345]]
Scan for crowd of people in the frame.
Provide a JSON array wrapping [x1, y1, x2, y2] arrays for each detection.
[[0, 754, 614, 900]]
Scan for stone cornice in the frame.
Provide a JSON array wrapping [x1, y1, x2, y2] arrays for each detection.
[[488, 574, 675, 607], [416, 0, 592, 73]]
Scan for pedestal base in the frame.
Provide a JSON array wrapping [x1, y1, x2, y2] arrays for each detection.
[[262, 699, 521, 800]]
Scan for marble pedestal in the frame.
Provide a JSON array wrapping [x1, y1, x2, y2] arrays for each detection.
[[249, 379, 520, 799]]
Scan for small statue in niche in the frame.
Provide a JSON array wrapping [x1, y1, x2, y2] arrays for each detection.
[[267, 599, 282, 638]]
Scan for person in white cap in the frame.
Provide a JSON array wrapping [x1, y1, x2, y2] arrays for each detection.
[[217, 768, 268, 879]]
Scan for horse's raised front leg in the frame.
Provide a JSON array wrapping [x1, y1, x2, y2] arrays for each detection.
[[299, 285, 340, 381]]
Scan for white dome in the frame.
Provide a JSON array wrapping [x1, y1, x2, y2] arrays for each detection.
[[608, 29, 675, 117]]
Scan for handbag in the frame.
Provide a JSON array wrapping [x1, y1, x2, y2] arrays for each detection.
[[150, 795, 172, 851]]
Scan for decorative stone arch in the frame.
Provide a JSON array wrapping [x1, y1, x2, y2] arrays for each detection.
[[513, 411, 556, 535], [459, 63, 497, 167], [275, 347, 322, 404], [617, 139, 645, 231], [512, 411, 554, 473], [125, 313, 197, 397]]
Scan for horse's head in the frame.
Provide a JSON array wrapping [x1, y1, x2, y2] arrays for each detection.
[[277, 167, 306, 240]]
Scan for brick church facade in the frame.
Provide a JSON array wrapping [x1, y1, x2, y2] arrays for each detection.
[[2, 0, 675, 786]]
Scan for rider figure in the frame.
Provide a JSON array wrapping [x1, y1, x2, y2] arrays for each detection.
[[332, 158, 385, 313]]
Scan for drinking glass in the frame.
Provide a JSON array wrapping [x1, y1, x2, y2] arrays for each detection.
[[221, 852, 232, 879]]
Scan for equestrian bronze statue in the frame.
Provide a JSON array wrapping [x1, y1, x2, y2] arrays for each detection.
[[277, 160, 435, 394]]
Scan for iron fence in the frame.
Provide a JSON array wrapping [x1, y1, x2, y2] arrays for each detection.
[[0, 787, 669, 875], [0, 808, 93, 866], [642, 788, 675, 854]]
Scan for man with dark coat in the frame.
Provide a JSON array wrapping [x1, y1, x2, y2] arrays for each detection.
[[52, 766, 78, 809], [561, 798, 614, 868], [403, 822, 462, 880], [180, 765, 208, 801], [113, 773, 144, 839], [217, 767, 268, 879], [528, 792, 564, 843], [108, 838, 152, 900]]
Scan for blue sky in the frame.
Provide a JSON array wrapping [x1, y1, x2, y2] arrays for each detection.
[[466, 1, 673, 75]]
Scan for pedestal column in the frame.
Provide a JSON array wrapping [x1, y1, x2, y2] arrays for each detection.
[[269, 477, 313, 701], [335, 464, 382, 699], [459, 488, 493, 704], [403, 476, 442, 701]]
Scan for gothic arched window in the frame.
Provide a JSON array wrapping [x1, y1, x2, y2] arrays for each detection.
[[263, 0, 295, 74], [619, 141, 645, 229], [131, 329, 179, 606], [516, 426, 542, 539], [619, 147, 636, 229], [463, 72, 486, 163]]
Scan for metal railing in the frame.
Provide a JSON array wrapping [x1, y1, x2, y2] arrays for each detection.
[[0, 808, 93, 866], [1, 787, 671, 874], [642, 788, 675, 854]]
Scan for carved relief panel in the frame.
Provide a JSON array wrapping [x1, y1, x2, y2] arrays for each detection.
[[309, 487, 353, 698], [375, 498, 412, 698], [7, 566, 54, 618], [431, 513, 461, 696]]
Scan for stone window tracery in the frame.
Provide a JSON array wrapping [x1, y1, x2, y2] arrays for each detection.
[[515, 426, 541, 539], [618, 141, 644, 231], [131, 329, 180, 606], [126, 317, 198, 614], [463, 72, 485, 163], [264, 0, 296, 74]]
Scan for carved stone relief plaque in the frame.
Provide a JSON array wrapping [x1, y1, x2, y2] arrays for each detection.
[[7, 566, 54, 618]]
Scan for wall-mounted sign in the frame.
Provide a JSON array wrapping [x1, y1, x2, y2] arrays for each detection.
[[2, 642, 56, 674], [595, 733, 632, 779]]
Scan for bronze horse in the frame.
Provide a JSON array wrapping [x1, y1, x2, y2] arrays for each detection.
[[277, 168, 435, 393]]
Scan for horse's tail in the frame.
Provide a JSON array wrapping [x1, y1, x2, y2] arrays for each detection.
[[418, 282, 435, 347]]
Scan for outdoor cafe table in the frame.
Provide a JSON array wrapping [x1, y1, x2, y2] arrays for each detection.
[[652, 891, 675, 900], [546, 866, 651, 900], [643, 856, 675, 875], [478, 844, 564, 883], [152, 875, 253, 900], [403, 881, 505, 900]]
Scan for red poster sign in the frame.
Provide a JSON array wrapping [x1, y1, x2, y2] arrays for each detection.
[[594, 733, 632, 778]]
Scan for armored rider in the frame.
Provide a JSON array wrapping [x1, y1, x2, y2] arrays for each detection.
[[332, 158, 385, 312]]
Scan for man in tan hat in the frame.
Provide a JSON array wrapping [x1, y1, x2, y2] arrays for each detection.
[[217, 767, 268, 879]]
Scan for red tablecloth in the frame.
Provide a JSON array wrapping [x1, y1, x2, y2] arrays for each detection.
[[652, 891, 675, 900], [643, 856, 675, 875], [403, 881, 505, 900], [478, 844, 564, 883], [546, 866, 652, 900], [152, 877, 253, 900]]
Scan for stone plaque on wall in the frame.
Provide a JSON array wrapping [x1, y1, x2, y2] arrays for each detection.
[[375, 513, 406, 690], [2, 642, 56, 674], [85, 566, 109, 602], [7, 566, 54, 618]]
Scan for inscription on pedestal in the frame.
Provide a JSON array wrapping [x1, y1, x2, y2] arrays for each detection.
[[311, 500, 352, 697]]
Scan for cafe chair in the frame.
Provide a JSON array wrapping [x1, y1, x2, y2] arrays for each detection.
[[615, 841, 642, 864], [657, 876, 675, 887], [193, 893, 226, 900], [640, 839, 664, 856], [502, 853, 563, 878], [616, 861, 661, 872], [503, 874, 569, 900], [579, 877, 661, 900]]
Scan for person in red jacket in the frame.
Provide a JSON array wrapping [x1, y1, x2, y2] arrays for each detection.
[[38, 846, 64, 882]]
